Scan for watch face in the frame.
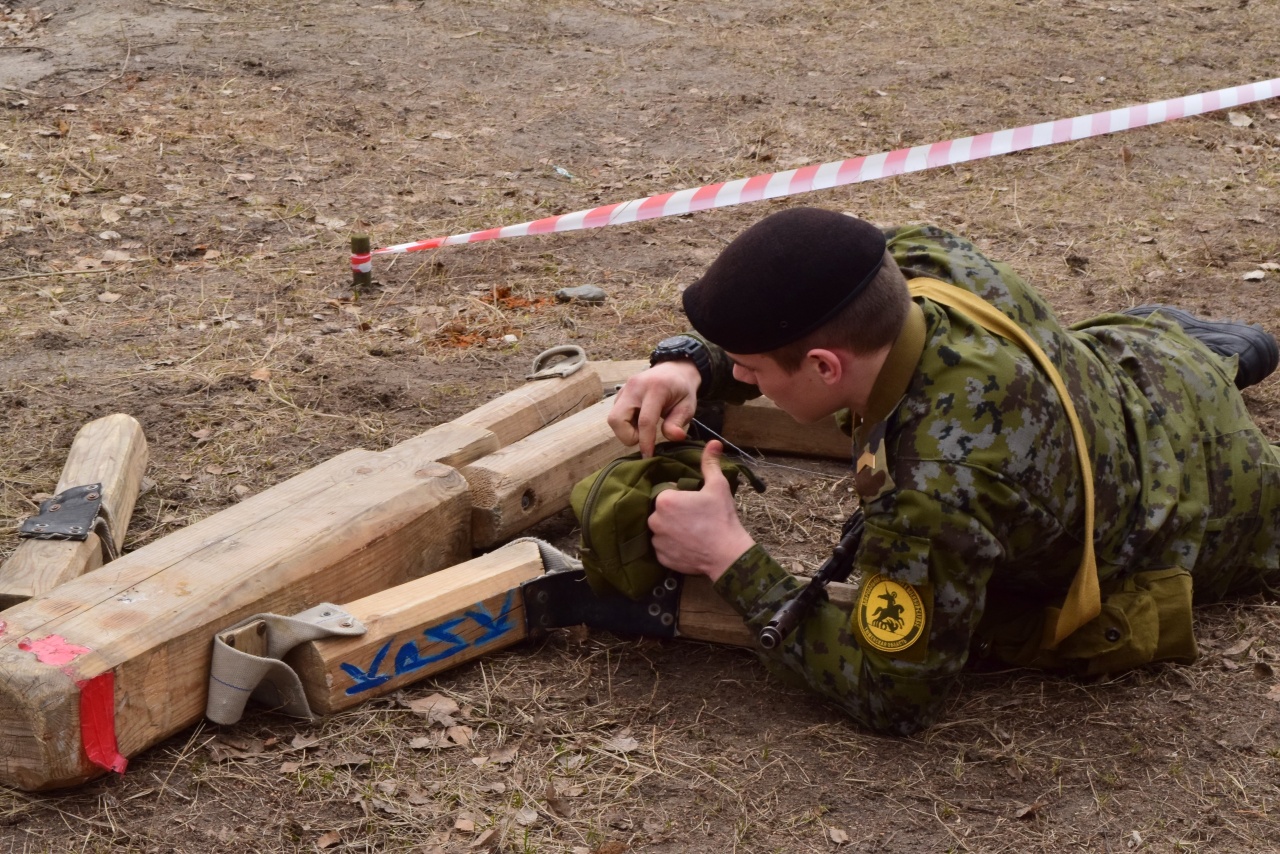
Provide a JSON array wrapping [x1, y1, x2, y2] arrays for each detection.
[[660, 332, 701, 353]]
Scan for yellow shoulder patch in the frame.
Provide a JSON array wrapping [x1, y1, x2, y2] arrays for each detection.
[[853, 574, 930, 658]]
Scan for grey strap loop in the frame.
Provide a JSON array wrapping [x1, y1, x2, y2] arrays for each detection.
[[527, 345, 587, 380], [206, 603, 366, 725], [508, 536, 583, 573]]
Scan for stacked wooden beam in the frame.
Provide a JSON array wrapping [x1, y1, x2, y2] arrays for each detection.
[[0, 363, 853, 791]]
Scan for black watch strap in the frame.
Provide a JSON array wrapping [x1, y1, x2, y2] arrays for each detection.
[[649, 335, 714, 391]]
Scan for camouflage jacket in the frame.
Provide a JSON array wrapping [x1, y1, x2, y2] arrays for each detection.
[[701, 224, 1280, 734]]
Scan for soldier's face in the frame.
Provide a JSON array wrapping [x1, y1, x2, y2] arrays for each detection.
[[727, 351, 840, 424]]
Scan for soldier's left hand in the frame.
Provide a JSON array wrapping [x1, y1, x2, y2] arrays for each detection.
[[648, 441, 756, 582]]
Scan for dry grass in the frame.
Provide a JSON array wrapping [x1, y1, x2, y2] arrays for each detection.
[[3, 0, 1280, 851]]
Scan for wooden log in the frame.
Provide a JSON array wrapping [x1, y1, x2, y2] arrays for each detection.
[[463, 398, 627, 548], [675, 576, 857, 647], [293, 559, 860, 715], [592, 359, 647, 395], [0, 414, 149, 610], [721, 398, 850, 460], [378, 366, 604, 469], [451, 365, 603, 448], [0, 448, 473, 791], [289, 541, 543, 715]]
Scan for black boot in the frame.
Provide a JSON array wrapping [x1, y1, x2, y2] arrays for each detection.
[[1121, 305, 1279, 390]]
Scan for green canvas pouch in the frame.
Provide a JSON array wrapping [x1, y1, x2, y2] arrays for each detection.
[[570, 441, 765, 600], [979, 567, 1198, 674]]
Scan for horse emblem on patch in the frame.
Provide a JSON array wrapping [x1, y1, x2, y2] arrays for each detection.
[[855, 574, 927, 654]]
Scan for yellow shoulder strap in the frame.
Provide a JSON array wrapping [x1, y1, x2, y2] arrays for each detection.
[[906, 277, 1099, 649]]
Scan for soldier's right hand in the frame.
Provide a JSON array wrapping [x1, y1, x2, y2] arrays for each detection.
[[607, 361, 701, 457]]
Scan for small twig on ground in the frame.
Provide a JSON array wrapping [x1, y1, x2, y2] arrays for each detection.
[[67, 43, 132, 98], [62, 156, 107, 185], [147, 1, 218, 11], [0, 267, 127, 283]]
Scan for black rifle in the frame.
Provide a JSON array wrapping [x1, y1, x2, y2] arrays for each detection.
[[758, 510, 865, 650]]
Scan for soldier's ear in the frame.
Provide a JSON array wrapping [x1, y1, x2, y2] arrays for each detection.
[[806, 348, 844, 385]]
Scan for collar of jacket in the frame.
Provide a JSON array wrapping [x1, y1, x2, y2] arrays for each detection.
[[848, 300, 926, 447]]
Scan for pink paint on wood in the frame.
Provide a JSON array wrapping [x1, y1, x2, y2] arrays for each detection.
[[17, 635, 93, 667]]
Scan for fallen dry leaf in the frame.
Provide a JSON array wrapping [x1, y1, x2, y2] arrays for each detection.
[[250, 367, 272, 382], [605, 733, 640, 753], [828, 826, 849, 844], [98, 291, 122, 303], [1223, 637, 1256, 656], [514, 805, 538, 826], [545, 782, 571, 816], [316, 830, 341, 849], [323, 751, 372, 768], [1228, 111, 1253, 128], [489, 744, 518, 765], [407, 692, 461, 726]]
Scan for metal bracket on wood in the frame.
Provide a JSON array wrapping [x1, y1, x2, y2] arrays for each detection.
[[206, 603, 367, 725], [522, 568, 681, 639], [527, 345, 587, 380], [18, 483, 118, 561]]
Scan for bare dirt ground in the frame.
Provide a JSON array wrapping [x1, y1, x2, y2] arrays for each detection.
[[2, 0, 1280, 851]]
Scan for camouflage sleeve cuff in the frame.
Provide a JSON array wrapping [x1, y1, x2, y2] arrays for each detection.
[[712, 544, 805, 626], [686, 332, 762, 405]]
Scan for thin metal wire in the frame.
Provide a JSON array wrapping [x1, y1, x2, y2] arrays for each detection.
[[690, 418, 853, 483]]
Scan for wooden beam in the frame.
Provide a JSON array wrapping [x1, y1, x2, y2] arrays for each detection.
[[0, 367, 610, 791], [0, 414, 149, 609], [451, 365, 603, 448], [675, 576, 857, 647], [721, 398, 850, 460], [291, 562, 859, 715], [0, 449, 473, 792], [463, 398, 627, 548], [591, 359, 647, 395], [289, 541, 543, 716], [378, 366, 604, 469]]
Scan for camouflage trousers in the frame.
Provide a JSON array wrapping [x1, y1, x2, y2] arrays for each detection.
[[1074, 314, 1280, 602]]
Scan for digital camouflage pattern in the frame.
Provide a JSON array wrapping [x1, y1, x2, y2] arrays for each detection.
[[700, 225, 1280, 735]]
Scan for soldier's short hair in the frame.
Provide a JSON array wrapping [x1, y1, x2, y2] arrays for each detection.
[[767, 252, 911, 373]]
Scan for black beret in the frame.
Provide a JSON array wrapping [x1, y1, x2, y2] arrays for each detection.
[[682, 207, 887, 354]]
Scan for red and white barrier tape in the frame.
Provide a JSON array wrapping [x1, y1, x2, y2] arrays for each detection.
[[362, 77, 1279, 265]]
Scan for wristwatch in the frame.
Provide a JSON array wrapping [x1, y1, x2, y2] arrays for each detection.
[[649, 334, 713, 390]]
